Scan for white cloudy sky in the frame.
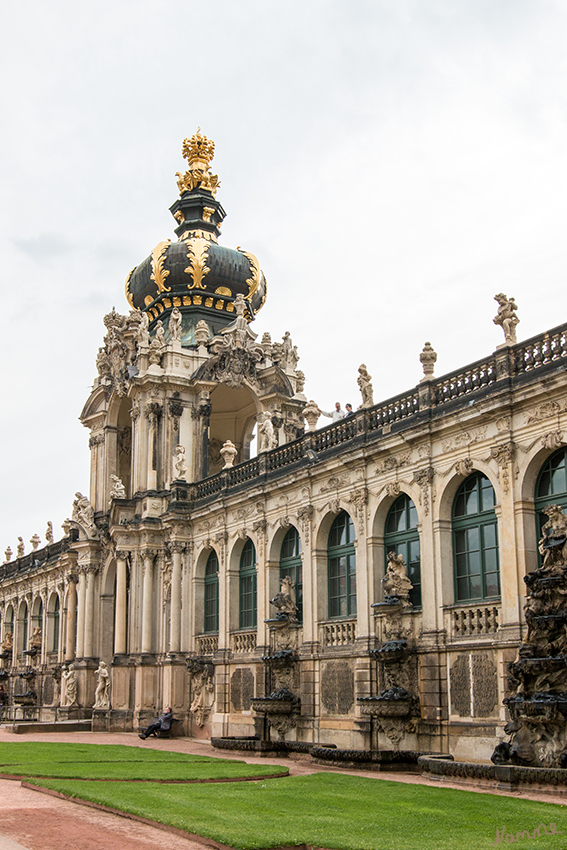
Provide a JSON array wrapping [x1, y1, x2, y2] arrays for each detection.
[[1, 0, 566, 553]]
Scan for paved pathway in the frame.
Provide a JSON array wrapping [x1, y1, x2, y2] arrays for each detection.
[[0, 729, 560, 850]]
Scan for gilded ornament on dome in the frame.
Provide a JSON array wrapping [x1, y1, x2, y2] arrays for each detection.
[[150, 240, 171, 293], [185, 237, 211, 290], [124, 268, 135, 308], [237, 247, 261, 300], [215, 286, 232, 296], [175, 129, 220, 197]]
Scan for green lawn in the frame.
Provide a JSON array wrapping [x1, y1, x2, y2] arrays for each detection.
[[0, 742, 230, 763], [28, 771, 567, 850], [0, 759, 287, 781]]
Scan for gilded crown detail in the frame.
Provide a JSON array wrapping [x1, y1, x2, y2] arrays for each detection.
[[175, 129, 220, 198]]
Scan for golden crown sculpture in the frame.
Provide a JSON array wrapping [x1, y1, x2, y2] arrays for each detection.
[[176, 129, 220, 197]]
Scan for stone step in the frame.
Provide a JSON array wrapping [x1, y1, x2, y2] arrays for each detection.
[[6, 720, 93, 734]]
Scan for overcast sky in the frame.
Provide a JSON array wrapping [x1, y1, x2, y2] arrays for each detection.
[[1, 0, 566, 553]]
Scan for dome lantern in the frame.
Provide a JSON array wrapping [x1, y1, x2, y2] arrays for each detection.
[[125, 131, 267, 345]]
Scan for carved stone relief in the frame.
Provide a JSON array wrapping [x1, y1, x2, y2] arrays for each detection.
[[472, 653, 498, 718], [321, 661, 354, 715], [230, 668, 254, 712], [450, 655, 471, 717]]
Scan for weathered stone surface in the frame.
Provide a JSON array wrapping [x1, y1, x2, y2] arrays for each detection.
[[230, 668, 254, 712], [450, 656, 471, 718], [321, 661, 354, 715]]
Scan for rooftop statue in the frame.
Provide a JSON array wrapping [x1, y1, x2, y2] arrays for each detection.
[[357, 364, 374, 408], [493, 293, 519, 345]]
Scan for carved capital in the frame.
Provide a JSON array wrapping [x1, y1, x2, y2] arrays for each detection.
[[169, 541, 186, 554], [88, 433, 105, 449], [490, 441, 515, 465], [168, 399, 184, 419], [66, 573, 79, 586], [115, 550, 129, 561], [414, 466, 434, 487], [297, 504, 314, 523], [252, 518, 267, 534]]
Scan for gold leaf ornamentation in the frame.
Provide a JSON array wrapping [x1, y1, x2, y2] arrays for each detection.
[[124, 268, 136, 308], [185, 237, 210, 290], [150, 240, 171, 293], [237, 247, 261, 300]]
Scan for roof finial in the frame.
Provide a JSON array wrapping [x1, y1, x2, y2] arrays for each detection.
[[175, 130, 220, 197]]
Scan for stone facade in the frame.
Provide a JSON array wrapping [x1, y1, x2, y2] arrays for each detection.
[[2, 135, 567, 761]]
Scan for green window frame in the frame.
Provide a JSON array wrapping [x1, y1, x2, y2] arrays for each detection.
[[279, 526, 303, 623], [239, 539, 257, 629], [535, 447, 567, 562], [204, 549, 219, 634], [452, 472, 500, 602], [328, 512, 357, 619], [384, 494, 421, 608]]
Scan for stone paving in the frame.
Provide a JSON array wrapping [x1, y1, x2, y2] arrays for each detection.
[[0, 729, 560, 850]]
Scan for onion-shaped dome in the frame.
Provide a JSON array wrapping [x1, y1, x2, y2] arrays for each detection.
[[125, 130, 267, 344]]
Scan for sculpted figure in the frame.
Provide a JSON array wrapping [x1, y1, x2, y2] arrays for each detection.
[[45, 521, 54, 545], [17, 538, 24, 558], [383, 551, 413, 604], [137, 310, 150, 347], [30, 626, 42, 650], [1, 633, 13, 652], [72, 492, 96, 534], [4, 547, 12, 563], [30, 534, 41, 551], [357, 364, 374, 408], [189, 663, 215, 727], [493, 293, 519, 345], [220, 440, 238, 469], [109, 475, 126, 501], [173, 444, 188, 480], [94, 661, 111, 709], [148, 320, 166, 365], [62, 665, 78, 707], [169, 306, 182, 342], [96, 347, 111, 379], [538, 504, 567, 569], [270, 575, 298, 622], [258, 411, 277, 452]]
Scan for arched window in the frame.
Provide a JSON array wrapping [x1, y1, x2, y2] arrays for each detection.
[[384, 494, 421, 607], [535, 447, 567, 552], [204, 550, 219, 634], [328, 512, 356, 618], [280, 527, 303, 623], [52, 597, 60, 652], [239, 539, 257, 629], [453, 472, 500, 602]]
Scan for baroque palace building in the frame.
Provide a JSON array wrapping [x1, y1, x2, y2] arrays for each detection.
[[2, 131, 567, 761]]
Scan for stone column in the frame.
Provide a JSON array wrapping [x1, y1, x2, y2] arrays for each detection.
[[141, 551, 155, 654], [76, 570, 86, 659], [114, 551, 128, 655], [169, 543, 184, 653], [83, 566, 97, 658]]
